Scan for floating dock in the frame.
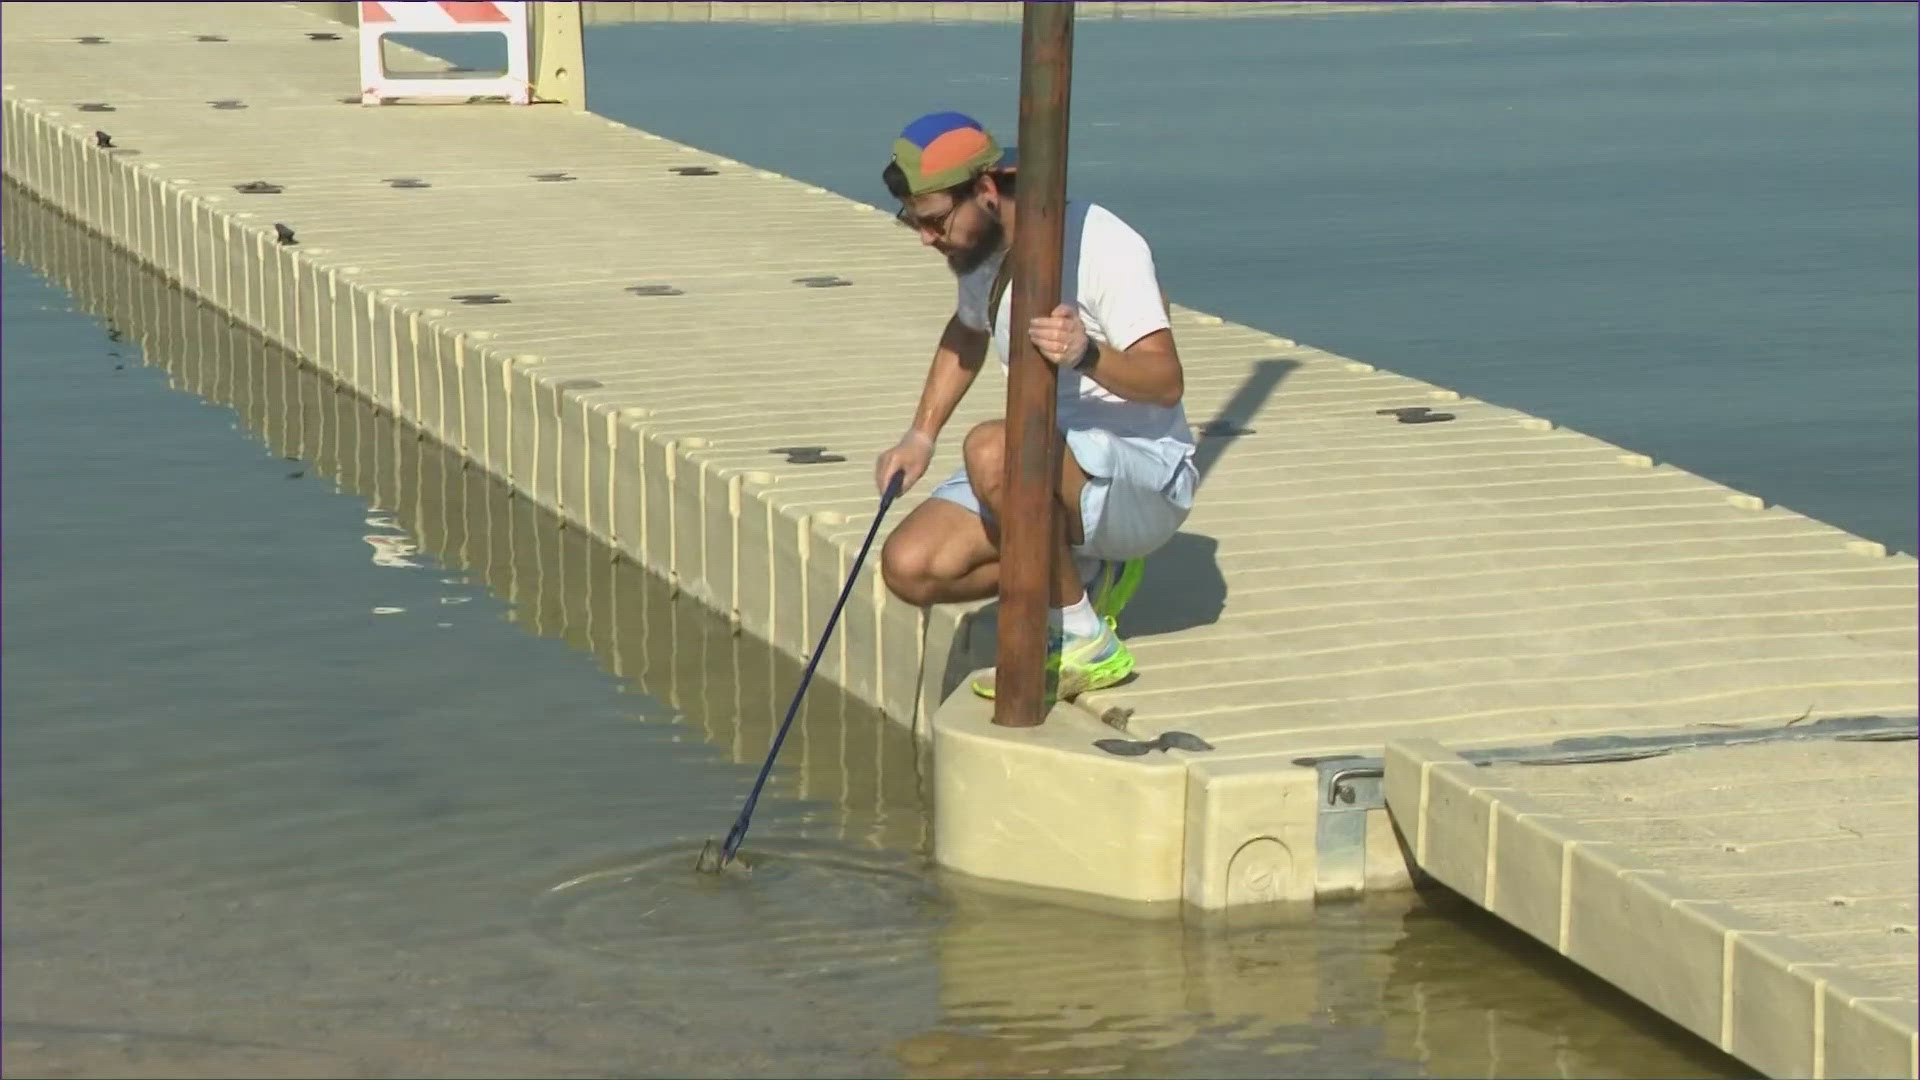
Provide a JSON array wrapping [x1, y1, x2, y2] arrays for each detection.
[[1388, 729, 1916, 1079], [3, 4, 1912, 1075]]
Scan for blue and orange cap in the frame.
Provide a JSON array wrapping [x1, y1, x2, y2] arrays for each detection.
[[890, 111, 1009, 196]]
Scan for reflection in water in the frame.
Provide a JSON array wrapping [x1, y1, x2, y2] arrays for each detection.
[[1, 185, 929, 862], [907, 885, 1747, 1079], [2, 189, 1744, 1078]]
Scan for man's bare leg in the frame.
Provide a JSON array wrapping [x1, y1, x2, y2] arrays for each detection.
[[950, 420, 1133, 699], [960, 420, 1090, 608], [1048, 505, 1084, 608], [878, 420, 1092, 610], [879, 498, 999, 606]]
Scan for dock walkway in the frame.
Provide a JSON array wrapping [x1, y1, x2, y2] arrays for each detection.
[[4, 4, 1913, 1075], [1388, 729, 1916, 1078]]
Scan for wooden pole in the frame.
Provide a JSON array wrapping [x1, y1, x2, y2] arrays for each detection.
[[993, 0, 1074, 728]]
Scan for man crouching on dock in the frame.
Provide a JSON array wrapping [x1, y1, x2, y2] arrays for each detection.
[[873, 111, 1199, 700]]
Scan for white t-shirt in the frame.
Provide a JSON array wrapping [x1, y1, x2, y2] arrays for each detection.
[[955, 201, 1196, 456]]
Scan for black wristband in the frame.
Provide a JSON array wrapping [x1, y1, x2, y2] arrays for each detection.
[[1072, 337, 1100, 372]]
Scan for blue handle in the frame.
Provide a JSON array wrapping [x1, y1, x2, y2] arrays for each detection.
[[717, 471, 905, 864]]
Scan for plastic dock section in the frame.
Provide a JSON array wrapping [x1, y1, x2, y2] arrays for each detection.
[[1386, 727, 1915, 1078], [3, 5, 1913, 1075]]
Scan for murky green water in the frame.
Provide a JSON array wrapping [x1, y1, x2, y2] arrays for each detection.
[[0, 193, 1751, 1076], [580, 1, 1917, 554]]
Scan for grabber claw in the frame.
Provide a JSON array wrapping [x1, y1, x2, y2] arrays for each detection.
[[693, 838, 751, 876]]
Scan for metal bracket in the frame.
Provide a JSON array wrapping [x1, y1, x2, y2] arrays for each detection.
[[1197, 420, 1255, 439], [1376, 406, 1455, 424], [1309, 757, 1385, 898], [768, 446, 845, 465]]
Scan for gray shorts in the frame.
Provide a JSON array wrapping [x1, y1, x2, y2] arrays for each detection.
[[929, 428, 1197, 562]]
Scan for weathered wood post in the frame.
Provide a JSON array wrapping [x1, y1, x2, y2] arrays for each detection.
[[994, 0, 1074, 727]]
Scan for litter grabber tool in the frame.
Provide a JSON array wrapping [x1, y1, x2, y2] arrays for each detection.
[[696, 471, 906, 875]]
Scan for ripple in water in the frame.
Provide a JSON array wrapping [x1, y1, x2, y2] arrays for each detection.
[[531, 839, 944, 982]]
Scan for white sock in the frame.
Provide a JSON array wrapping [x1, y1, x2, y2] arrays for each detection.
[[1057, 594, 1102, 640]]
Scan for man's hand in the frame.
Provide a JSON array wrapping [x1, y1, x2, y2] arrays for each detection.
[[1027, 303, 1091, 368], [875, 430, 935, 495]]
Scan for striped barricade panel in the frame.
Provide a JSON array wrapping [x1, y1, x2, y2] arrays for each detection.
[[358, 1, 532, 105]]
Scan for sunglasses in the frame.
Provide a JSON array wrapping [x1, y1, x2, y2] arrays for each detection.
[[894, 195, 969, 238]]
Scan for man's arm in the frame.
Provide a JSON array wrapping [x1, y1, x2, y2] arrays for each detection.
[[1027, 304, 1185, 409], [876, 315, 989, 493], [1073, 325, 1183, 408], [907, 314, 989, 440], [1029, 212, 1185, 408]]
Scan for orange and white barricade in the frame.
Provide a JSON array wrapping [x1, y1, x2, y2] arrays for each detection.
[[359, 1, 532, 105]]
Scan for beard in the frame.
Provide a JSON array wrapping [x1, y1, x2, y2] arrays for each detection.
[[945, 214, 1005, 277]]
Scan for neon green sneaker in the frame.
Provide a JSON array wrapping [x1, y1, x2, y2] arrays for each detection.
[[1091, 558, 1145, 623], [1058, 617, 1135, 697], [970, 618, 1134, 702]]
